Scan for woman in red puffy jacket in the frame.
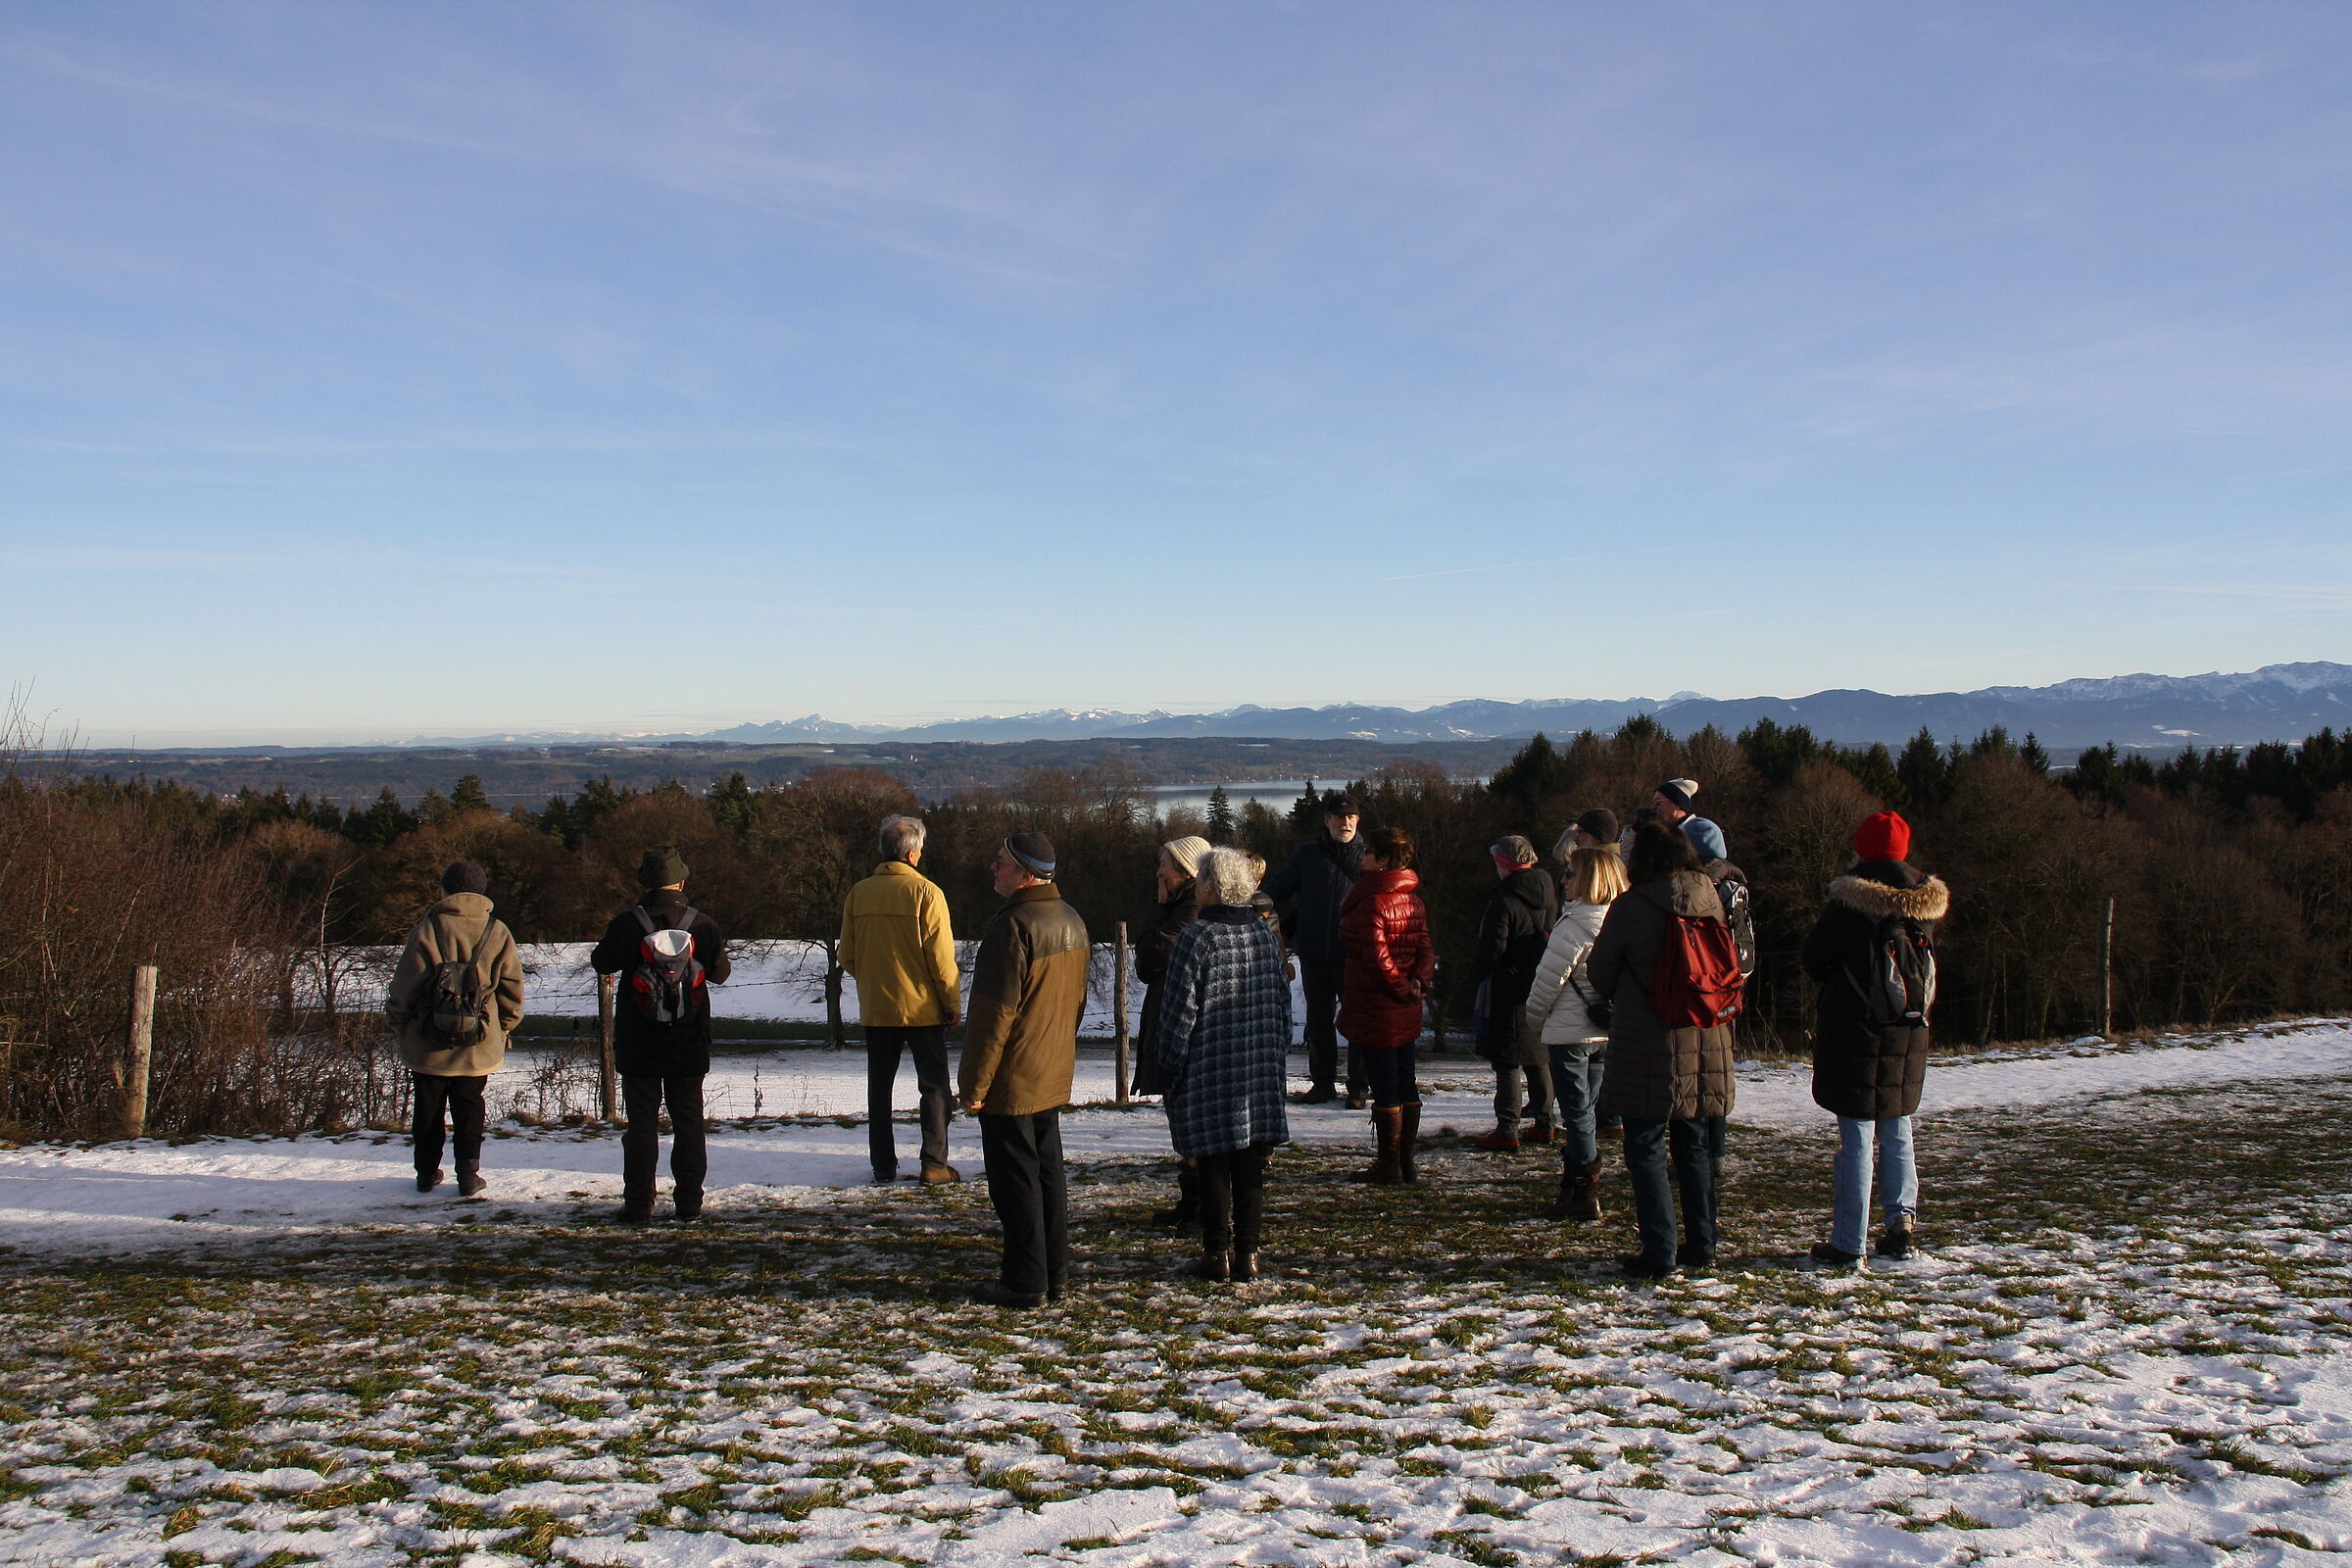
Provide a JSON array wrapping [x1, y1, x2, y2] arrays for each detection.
[[1336, 825, 1438, 1185]]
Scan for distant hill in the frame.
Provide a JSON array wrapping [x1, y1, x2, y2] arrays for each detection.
[[407, 665, 2343, 751]]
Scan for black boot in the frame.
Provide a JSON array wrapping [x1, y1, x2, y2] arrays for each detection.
[[1153, 1165, 1203, 1228], [416, 1167, 443, 1194]]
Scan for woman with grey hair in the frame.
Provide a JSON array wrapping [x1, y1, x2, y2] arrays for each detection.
[[1157, 846, 1295, 1281]]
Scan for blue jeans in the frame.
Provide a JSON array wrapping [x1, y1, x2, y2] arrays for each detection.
[[1546, 1047, 1607, 1166], [1832, 1114, 1917, 1254], [1623, 1116, 1725, 1264]]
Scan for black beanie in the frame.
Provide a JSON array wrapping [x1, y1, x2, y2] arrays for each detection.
[[1654, 779, 1695, 812], [636, 845, 690, 888], [442, 859, 489, 897], [1575, 808, 1619, 843]]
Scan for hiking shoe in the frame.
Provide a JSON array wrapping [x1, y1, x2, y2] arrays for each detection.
[[1472, 1127, 1522, 1152], [456, 1170, 486, 1199], [871, 1166, 901, 1185], [1875, 1221, 1915, 1259], [1809, 1242, 1863, 1266], [1298, 1084, 1340, 1104], [919, 1162, 961, 1186], [972, 1281, 1046, 1309], [673, 1202, 704, 1224], [1618, 1253, 1676, 1280], [1522, 1125, 1557, 1146], [416, 1167, 443, 1194], [612, 1206, 654, 1226]]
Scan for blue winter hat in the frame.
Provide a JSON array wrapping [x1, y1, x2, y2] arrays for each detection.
[[1684, 817, 1727, 862]]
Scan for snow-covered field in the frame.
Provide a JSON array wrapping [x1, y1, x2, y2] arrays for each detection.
[[332, 940, 1269, 1036], [5, 1021, 2352, 1565]]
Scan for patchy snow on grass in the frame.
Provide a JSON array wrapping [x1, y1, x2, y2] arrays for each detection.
[[4, 1020, 2352, 1565]]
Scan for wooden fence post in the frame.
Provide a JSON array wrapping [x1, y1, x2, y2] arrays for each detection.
[[122, 964, 157, 1141], [2100, 897, 2115, 1039], [597, 972, 618, 1122], [1113, 922, 1131, 1105]]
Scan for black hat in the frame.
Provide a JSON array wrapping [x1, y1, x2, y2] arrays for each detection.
[[441, 859, 489, 897], [1574, 808, 1619, 843], [1323, 790, 1361, 817], [636, 845, 690, 888], [1004, 831, 1057, 879]]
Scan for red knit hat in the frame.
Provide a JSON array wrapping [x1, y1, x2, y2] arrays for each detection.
[[1853, 810, 1911, 862]]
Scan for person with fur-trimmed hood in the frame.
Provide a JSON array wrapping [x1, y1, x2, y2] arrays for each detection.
[[1799, 809, 1950, 1266]]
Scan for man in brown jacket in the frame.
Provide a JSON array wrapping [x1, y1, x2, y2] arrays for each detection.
[[384, 860, 526, 1197], [959, 831, 1088, 1308]]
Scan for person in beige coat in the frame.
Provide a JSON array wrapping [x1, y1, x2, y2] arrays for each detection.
[[384, 860, 525, 1197]]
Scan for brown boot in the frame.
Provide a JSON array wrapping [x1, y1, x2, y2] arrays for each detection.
[[1472, 1123, 1522, 1152], [1539, 1150, 1578, 1218], [1571, 1157, 1605, 1222], [1398, 1103, 1422, 1184], [1350, 1107, 1403, 1185]]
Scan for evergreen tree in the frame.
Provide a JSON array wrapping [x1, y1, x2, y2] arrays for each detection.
[[1894, 727, 1951, 810], [1205, 785, 1235, 843], [2019, 733, 2051, 776], [707, 771, 757, 838], [1488, 733, 1566, 812], [1288, 778, 1322, 834], [450, 774, 491, 813], [416, 787, 454, 824]]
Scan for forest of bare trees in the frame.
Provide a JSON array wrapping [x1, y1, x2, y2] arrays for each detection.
[[2, 707, 2345, 1141]]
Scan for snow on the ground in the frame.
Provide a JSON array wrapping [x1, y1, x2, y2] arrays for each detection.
[[7, 1023, 2352, 1565], [330, 939, 1280, 1035], [4, 1024, 2348, 1261]]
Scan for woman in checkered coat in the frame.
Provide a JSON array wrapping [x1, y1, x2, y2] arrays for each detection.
[[1157, 846, 1296, 1283]]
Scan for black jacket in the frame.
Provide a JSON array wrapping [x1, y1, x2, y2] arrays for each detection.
[[1262, 832, 1364, 964], [1131, 879, 1200, 1098], [1473, 866, 1559, 1064], [1799, 860, 1950, 1119], [590, 890, 732, 1077]]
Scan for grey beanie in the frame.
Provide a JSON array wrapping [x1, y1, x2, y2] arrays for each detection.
[[441, 859, 489, 897], [1005, 832, 1057, 879]]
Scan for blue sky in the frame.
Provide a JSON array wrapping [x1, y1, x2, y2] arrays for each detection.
[[3, 2, 2347, 745]]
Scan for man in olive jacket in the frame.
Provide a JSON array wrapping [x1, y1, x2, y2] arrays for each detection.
[[840, 813, 963, 1185], [958, 831, 1089, 1308], [385, 860, 526, 1198]]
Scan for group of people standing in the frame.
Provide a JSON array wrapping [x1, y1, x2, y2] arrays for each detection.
[[386, 777, 1950, 1306]]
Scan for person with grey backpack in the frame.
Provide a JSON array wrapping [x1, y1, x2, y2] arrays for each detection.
[[590, 846, 731, 1224], [385, 860, 526, 1197], [1800, 810, 1949, 1265]]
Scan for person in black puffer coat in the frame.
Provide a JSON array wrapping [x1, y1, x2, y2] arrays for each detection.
[[1799, 809, 1949, 1266], [1470, 835, 1559, 1152]]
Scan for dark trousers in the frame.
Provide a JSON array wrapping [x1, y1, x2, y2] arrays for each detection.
[[1622, 1115, 1726, 1263], [979, 1110, 1067, 1297], [1363, 1044, 1418, 1108], [1194, 1143, 1271, 1254], [411, 1072, 487, 1174], [622, 1074, 708, 1208], [1299, 958, 1362, 1093], [1494, 1056, 1556, 1129], [865, 1025, 953, 1174]]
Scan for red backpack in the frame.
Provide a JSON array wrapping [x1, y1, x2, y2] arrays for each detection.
[[1645, 889, 1744, 1029]]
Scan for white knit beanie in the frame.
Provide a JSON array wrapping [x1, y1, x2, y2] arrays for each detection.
[[1161, 836, 1212, 878]]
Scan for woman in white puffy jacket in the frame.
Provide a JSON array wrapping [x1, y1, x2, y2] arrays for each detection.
[[1522, 840, 1630, 1221]]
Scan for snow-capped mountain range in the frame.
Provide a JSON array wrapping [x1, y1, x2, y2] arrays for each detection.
[[406, 662, 2349, 752]]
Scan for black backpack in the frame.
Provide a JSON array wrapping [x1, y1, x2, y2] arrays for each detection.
[[1847, 912, 1936, 1029], [419, 922, 505, 1048], [1715, 873, 1757, 980], [627, 906, 707, 1024]]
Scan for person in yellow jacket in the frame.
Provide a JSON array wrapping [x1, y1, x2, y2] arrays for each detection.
[[840, 814, 963, 1183]]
